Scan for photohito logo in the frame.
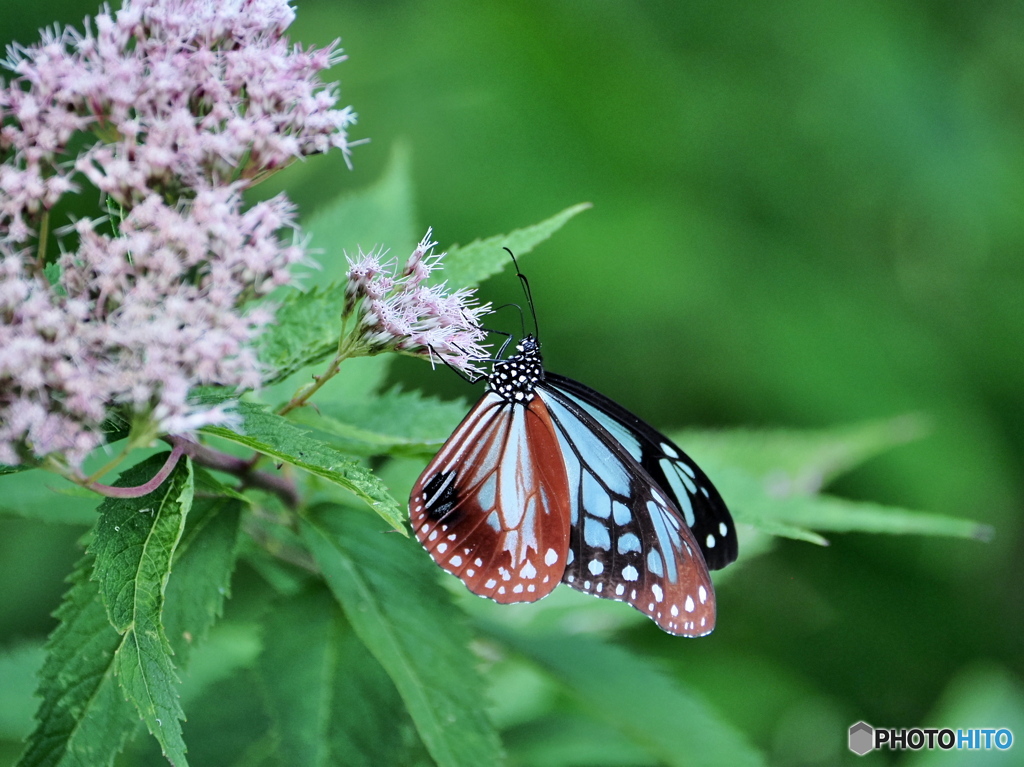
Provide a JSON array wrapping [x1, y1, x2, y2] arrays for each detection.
[[848, 721, 1014, 755]]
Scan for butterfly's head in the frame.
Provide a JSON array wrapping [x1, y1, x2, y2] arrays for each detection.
[[516, 335, 540, 356]]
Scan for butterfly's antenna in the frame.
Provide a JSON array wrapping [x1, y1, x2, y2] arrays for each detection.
[[490, 302, 527, 342], [503, 247, 539, 340]]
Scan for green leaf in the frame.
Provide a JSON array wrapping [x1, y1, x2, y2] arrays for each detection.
[[670, 420, 991, 543], [162, 471, 242, 664], [774, 491, 992, 539], [483, 624, 765, 767], [302, 505, 503, 767], [676, 414, 929, 494], [0, 470, 97, 525], [201, 401, 406, 532], [43, 261, 62, 287], [439, 202, 591, 290], [711, 463, 992, 542], [301, 143, 419, 285], [746, 519, 831, 547], [129, 668, 273, 767], [257, 283, 347, 385], [288, 386, 468, 457], [258, 586, 429, 767], [18, 553, 138, 767], [88, 454, 194, 767]]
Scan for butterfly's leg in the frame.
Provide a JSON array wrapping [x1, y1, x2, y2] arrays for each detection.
[[427, 345, 487, 384]]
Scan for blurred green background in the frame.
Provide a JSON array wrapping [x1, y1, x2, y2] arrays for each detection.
[[3, 1, 1024, 765]]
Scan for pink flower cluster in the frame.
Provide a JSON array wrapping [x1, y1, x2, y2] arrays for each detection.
[[345, 230, 492, 375], [0, 0, 355, 467], [1, 0, 354, 233]]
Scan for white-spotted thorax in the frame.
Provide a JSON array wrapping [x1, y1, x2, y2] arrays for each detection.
[[487, 336, 544, 404]]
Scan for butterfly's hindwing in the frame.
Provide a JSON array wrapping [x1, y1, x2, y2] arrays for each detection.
[[538, 386, 717, 637], [410, 391, 571, 604], [545, 373, 738, 570]]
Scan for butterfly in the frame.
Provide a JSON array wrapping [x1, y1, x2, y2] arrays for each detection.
[[410, 282, 736, 636]]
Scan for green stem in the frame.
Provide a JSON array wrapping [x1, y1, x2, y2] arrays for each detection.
[[33, 210, 50, 277], [83, 441, 135, 485], [277, 329, 362, 416]]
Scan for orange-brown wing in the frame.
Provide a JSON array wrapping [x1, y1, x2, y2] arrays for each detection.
[[410, 391, 572, 603]]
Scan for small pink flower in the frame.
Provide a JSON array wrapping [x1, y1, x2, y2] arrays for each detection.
[[344, 229, 492, 375]]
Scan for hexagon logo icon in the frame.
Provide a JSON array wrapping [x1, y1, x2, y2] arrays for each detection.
[[849, 721, 874, 756]]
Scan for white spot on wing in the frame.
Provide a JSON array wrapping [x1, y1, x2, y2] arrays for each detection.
[[545, 548, 558, 566], [706, 534, 716, 549], [622, 565, 639, 582], [588, 559, 604, 576], [685, 595, 695, 613]]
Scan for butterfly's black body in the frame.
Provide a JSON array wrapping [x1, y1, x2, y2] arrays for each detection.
[[487, 336, 544, 403]]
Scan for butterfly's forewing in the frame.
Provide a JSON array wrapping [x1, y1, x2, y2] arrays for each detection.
[[538, 386, 717, 637], [410, 391, 572, 603], [545, 373, 738, 571]]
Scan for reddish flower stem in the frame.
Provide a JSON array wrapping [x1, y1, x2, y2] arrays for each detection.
[[84, 441, 185, 498], [83, 436, 300, 508]]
